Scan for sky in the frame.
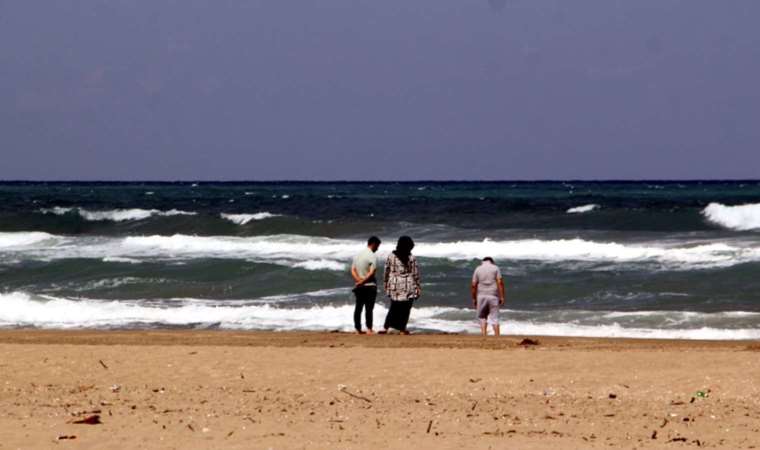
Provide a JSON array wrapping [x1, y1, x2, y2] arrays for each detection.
[[1, 0, 759, 181]]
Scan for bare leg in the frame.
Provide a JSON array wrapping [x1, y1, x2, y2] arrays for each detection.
[[480, 321, 488, 336], [493, 324, 500, 337]]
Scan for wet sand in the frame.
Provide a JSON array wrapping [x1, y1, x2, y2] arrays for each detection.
[[1, 330, 759, 449]]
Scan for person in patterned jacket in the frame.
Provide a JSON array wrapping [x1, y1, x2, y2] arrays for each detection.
[[379, 236, 421, 335]]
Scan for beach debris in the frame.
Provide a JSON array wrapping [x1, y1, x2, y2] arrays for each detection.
[[226, 430, 235, 438], [518, 338, 540, 346], [72, 414, 101, 425], [471, 401, 478, 411], [608, 393, 617, 399], [57, 435, 77, 440], [668, 437, 688, 443], [110, 384, 121, 393], [651, 430, 657, 439], [72, 409, 102, 417], [98, 359, 109, 370], [427, 420, 433, 434], [469, 378, 482, 383], [187, 424, 195, 432], [660, 418, 669, 428], [70, 384, 95, 394], [338, 386, 372, 403], [543, 388, 556, 397], [152, 387, 165, 393], [695, 389, 710, 398]]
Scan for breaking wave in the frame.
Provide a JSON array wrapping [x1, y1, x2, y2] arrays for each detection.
[[40, 207, 196, 222], [0, 232, 58, 248], [2, 232, 759, 270], [220, 212, 280, 225], [567, 204, 600, 214], [2, 292, 760, 339], [703, 202, 760, 231]]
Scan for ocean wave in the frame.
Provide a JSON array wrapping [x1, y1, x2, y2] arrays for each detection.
[[220, 212, 280, 225], [567, 204, 600, 214], [102, 256, 142, 264], [415, 238, 753, 268], [40, 207, 196, 222], [116, 235, 760, 268], [703, 202, 760, 231], [2, 233, 760, 270], [2, 292, 760, 339], [291, 259, 347, 271], [0, 232, 59, 248]]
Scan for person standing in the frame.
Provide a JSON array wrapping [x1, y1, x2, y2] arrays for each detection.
[[380, 236, 421, 335], [351, 236, 381, 334], [471, 257, 506, 336]]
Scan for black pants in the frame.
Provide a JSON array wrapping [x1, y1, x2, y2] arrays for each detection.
[[353, 286, 377, 331], [384, 299, 414, 332]]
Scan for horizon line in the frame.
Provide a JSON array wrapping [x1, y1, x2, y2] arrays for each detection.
[[1, 178, 759, 184]]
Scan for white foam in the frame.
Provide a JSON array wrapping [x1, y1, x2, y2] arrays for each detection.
[[703, 202, 760, 231], [414, 239, 753, 268], [567, 204, 600, 214], [119, 234, 359, 262], [0, 232, 57, 248], [2, 292, 759, 340], [501, 321, 760, 340], [0, 292, 366, 330], [41, 207, 196, 222], [221, 212, 280, 225], [3, 233, 760, 270], [40, 206, 75, 216], [102, 256, 142, 264], [292, 259, 347, 271]]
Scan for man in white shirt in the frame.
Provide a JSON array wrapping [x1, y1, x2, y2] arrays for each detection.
[[351, 236, 381, 334]]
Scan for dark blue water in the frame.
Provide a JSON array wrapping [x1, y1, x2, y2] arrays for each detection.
[[1, 181, 760, 338]]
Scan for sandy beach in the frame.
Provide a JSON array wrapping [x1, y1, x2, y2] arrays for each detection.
[[1, 331, 759, 449]]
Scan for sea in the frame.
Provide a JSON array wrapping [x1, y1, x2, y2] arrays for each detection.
[[1, 181, 760, 339]]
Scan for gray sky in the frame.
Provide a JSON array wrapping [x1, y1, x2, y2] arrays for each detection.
[[1, 0, 759, 180]]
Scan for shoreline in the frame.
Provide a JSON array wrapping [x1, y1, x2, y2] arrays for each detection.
[[0, 328, 757, 350]]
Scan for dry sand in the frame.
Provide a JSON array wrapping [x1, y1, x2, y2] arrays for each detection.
[[1, 330, 759, 449]]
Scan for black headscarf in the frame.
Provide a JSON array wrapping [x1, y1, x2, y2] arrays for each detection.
[[393, 236, 415, 268]]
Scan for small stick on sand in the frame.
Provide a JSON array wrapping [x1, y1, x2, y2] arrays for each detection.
[[427, 420, 433, 433], [339, 387, 372, 403], [99, 360, 109, 370]]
